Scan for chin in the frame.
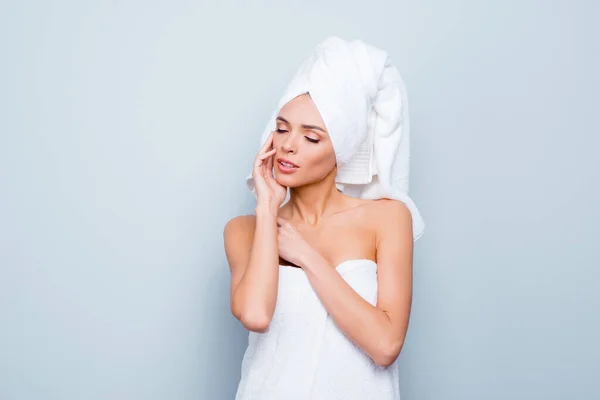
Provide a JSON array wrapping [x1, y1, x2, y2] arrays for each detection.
[[275, 175, 296, 187]]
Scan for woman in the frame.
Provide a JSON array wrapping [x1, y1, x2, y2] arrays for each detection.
[[224, 37, 425, 399]]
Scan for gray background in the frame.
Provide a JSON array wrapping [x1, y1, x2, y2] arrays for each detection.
[[1, 1, 598, 399]]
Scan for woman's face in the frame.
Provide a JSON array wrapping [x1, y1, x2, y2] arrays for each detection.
[[272, 93, 337, 188]]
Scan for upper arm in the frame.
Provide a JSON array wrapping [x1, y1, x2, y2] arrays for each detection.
[[223, 214, 256, 310], [374, 200, 414, 340]]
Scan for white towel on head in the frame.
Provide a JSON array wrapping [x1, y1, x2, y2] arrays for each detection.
[[246, 36, 425, 241]]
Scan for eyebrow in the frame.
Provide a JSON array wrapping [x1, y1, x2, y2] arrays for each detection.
[[276, 116, 327, 134]]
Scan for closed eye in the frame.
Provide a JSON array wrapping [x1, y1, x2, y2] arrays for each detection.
[[275, 129, 319, 143]]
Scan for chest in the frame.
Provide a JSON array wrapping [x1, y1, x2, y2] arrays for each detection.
[[282, 221, 377, 268]]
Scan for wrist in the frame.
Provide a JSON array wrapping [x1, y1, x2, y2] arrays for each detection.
[[255, 202, 279, 217], [299, 250, 326, 271]]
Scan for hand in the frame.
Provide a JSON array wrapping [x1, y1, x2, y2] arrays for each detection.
[[252, 131, 287, 211], [276, 217, 320, 268]]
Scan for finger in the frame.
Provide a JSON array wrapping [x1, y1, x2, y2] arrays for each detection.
[[258, 150, 275, 174], [259, 148, 276, 160], [254, 154, 266, 168], [259, 131, 274, 154], [254, 135, 272, 167], [266, 150, 274, 174], [255, 148, 276, 168]]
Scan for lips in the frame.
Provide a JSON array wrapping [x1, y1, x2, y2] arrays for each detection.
[[276, 158, 299, 168], [276, 157, 299, 174]]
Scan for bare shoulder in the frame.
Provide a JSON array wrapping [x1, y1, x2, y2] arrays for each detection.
[[366, 199, 413, 238], [223, 214, 256, 270], [369, 198, 412, 221], [223, 214, 256, 238], [364, 199, 413, 276]]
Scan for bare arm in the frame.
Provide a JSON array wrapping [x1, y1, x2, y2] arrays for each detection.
[[223, 204, 280, 332], [299, 200, 413, 366]]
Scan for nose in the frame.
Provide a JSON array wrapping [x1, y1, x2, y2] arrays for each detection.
[[280, 131, 298, 154]]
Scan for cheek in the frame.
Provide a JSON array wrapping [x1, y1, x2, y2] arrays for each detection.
[[325, 148, 337, 167], [304, 147, 336, 175], [316, 145, 337, 168]]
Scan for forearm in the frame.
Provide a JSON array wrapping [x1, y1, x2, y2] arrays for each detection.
[[233, 204, 280, 329], [301, 253, 402, 366]]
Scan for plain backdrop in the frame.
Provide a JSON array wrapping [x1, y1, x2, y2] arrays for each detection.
[[1, 1, 598, 399]]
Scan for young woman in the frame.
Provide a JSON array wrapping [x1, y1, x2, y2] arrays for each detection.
[[224, 34, 426, 398], [224, 89, 418, 399]]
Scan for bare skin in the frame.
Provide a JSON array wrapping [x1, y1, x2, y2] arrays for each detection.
[[223, 93, 414, 367]]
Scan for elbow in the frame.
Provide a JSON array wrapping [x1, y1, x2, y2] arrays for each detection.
[[231, 295, 272, 333], [373, 340, 403, 368], [239, 310, 271, 333]]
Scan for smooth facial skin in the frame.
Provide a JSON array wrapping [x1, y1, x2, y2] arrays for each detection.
[[272, 93, 338, 189]]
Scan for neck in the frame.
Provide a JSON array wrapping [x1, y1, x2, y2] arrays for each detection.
[[285, 167, 347, 226]]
